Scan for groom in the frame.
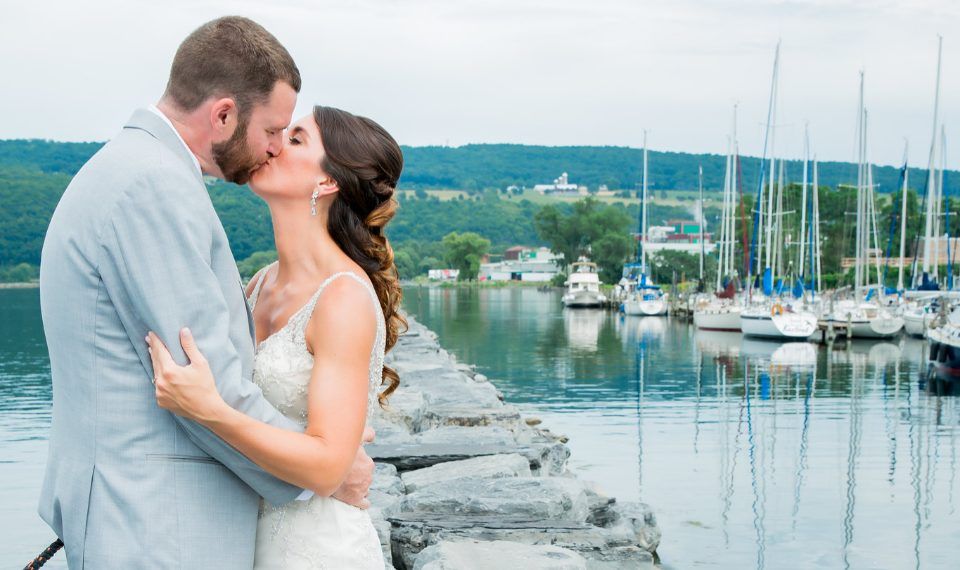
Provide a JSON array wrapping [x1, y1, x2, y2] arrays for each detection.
[[38, 17, 374, 568]]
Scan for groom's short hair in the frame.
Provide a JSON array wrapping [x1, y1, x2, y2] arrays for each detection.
[[164, 16, 301, 118]]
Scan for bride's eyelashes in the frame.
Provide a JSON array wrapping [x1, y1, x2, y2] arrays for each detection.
[[288, 136, 301, 145]]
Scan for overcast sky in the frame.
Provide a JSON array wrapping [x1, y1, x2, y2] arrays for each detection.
[[2, 0, 958, 168]]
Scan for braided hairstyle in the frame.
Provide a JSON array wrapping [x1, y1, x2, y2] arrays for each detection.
[[313, 105, 406, 406]]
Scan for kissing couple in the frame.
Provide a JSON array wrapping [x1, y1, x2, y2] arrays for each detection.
[[38, 16, 402, 569]]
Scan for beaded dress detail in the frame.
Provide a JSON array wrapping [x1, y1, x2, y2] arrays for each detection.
[[247, 263, 386, 569]]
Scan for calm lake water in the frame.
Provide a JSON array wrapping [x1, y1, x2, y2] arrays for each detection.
[[2, 286, 959, 568]]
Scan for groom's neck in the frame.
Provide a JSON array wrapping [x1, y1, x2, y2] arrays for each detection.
[[155, 99, 219, 177]]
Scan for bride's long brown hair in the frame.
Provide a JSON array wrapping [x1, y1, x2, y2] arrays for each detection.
[[314, 105, 406, 406]]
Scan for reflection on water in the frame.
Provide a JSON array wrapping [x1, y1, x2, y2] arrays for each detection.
[[2, 286, 959, 569], [402, 286, 959, 570]]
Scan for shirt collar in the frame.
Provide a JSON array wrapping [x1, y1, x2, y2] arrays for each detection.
[[148, 105, 203, 178]]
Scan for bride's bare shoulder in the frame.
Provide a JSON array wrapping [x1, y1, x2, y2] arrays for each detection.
[[245, 263, 274, 298]]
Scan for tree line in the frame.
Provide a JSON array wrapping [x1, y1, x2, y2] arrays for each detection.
[[2, 139, 957, 288]]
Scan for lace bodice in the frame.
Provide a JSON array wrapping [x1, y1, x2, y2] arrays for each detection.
[[247, 263, 385, 427]]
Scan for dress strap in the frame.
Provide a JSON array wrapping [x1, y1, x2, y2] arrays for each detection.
[[304, 271, 378, 316], [248, 261, 278, 310]]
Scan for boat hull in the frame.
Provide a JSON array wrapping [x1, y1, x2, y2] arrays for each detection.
[[842, 317, 905, 339], [624, 298, 668, 316], [693, 308, 741, 331], [927, 326, 960, 379], [562, 290, 605, 308], [740, 311, 818, 339], [903, 311, 934, 338]]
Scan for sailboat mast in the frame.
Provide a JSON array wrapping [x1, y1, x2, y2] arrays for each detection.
[[942, 127, 950, 289], [719, 141, 732, 292], [897, 141, 909, 291], [799, 125, 809, 277], [699, 165, 705, 283], [922, 36, 943, 278], [854, 73, 865, 295], [750, 42, 780, 281], [813, 158, 823, 293], [641, 130, 649, 276]]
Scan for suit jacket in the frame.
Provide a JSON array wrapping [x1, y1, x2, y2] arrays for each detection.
[[38, 109, 302, 568]]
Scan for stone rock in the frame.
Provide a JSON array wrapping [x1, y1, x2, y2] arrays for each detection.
[[413, 540, 587, 570], [583, 486, 618, 528], [370, 415, 417, 446], [388, 514, 652, 570], [373, 462, 406, 496], [368, 442, 529, 472], [415, 426, 517, 446], [420, 404, 522, 429], [369, 507, 394, 567], [401, 453, 531, 493], [525, 416, 543, 426], [607, 501, 661, 554], [525, 441, 571, 476], [369, 490, 402, 518], [400, 477, 590, 522], [375, 389, 427, 434]]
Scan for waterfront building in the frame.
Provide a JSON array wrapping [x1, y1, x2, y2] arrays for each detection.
[[428, 269, 460, 281], [638, 219, 717, 255], [479, 247, 561, 282]]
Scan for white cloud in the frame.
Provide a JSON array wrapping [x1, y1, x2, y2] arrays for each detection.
[[1, 0, 958, 169]]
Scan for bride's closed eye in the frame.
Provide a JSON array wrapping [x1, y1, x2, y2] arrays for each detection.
[[288, 136, 301, 145]]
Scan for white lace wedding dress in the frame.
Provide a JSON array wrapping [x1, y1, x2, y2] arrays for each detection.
[[247, 264, 387, 569]]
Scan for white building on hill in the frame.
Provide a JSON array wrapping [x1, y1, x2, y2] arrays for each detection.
[[534, 172, 584, 196]]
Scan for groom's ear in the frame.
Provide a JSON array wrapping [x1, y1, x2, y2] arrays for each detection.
[[209, 97, 239, 136]]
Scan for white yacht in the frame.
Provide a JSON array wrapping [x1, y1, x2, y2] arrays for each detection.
[[562, 262, 607, 308]]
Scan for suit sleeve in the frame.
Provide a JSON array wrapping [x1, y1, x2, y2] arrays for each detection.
[[98, 170, 303, 505]]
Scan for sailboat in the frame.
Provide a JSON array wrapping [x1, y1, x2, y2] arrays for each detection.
[[739, 44, 818, 340], [905, 38, 958, 336], [824, 73, 904, 338], [694, 107, 743, 331], [624, 131, 669, 316]]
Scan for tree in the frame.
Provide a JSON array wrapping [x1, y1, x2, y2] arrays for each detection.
[[237, 250, 278, 280], [442, 231, 490, 281], [592, 233, 633, 283], [533, 197, 633, 282], [394, 249, 417, 279]]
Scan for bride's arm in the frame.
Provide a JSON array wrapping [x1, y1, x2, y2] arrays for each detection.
[[148, 278, 376, 496]]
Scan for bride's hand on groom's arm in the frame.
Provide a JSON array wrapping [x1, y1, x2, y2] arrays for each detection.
[[148, 328, 229, 423]]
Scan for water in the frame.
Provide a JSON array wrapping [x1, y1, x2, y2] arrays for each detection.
[[401, 286, 960, 569], [2, 286, 958, 568]]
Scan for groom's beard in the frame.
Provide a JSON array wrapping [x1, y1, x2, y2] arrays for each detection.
[[212, 118, 261, 185]]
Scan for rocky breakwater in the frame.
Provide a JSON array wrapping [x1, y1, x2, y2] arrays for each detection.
[[366, 317, 661, 569]]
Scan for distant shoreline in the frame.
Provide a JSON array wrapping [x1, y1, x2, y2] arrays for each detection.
[[0, 282, 39, 289]]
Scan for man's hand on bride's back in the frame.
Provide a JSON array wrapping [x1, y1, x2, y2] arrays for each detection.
[[333, 426, 376, 509]]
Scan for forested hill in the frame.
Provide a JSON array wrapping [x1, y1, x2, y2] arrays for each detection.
[[2, 139, 953, 194], [0, 138, 951, 277]]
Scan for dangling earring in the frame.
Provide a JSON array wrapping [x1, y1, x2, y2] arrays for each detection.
[[310, 189, 320, 216]]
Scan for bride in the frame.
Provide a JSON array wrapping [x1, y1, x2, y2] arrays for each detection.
[[146, 105, 405, 569]]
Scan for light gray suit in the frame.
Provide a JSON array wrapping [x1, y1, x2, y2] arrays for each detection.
[[39, 109, 302, 568]]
